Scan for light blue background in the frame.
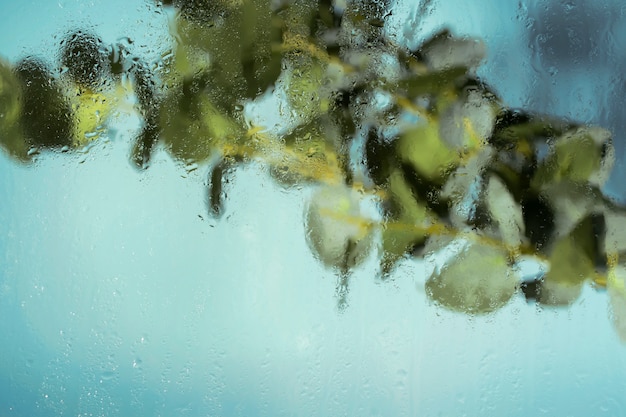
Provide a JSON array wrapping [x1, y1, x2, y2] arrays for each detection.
[[1, 1, 626, 416]]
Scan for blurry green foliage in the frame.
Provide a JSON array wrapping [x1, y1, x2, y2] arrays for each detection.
[[1, 0, 626, 336]]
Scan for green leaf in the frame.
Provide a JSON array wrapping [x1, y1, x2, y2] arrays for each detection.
[[396, 120, 458, 184], [378, 169, 434, 275], [490, 109, 574, 149], [240, 0, 285, 98], [313, 0, 343, 33], [283, 0, 319, 37], [14, 57, 74, 149], [164, 0, 220, 24], [172, 0, 284, 103], [438, 88, 497, 149], [534, 279, 584, 307], [305, 184, 374, 273], [547, 215, 596, 283], [0, 59, 29, 161], [207, 158, 233, 218], [340, 0, 390, 52], [608, 262, 626, 343], [130, 123, 160, 169], [417, 29, 486, 72], [398, 67, 468, 99], [425, 242, 517, 314], [160, 83, 245, 164], [521, 193, 555, 251], [604, 209, 626, 256], [270, 116, 346, 187], [365, 127, 400, 186], [59, 30, 110, 90], [387, 168, 432, 221], [441, 145, 494, 227], [484, 174, 525, 249], [396, 88, 489, 187], [379, 224, 426, 277], [285, 55, 330, 122], [540, 181, 603, 240], [532, 126, 614, 188], [537, 215, 596, 306], [129, 64, 160, 168]]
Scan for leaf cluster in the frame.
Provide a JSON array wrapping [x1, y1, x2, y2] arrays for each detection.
[[1, 0, 626, 336]]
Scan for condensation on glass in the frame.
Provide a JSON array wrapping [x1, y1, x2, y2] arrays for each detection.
[[1, 0, 626, 416]]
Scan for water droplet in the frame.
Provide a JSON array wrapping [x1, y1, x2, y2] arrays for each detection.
[[132, 358, 143, 369], [100, 370, 116, 381]]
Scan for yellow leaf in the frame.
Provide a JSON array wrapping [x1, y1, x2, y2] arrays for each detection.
[[397, 120, 458, 183], [71, 88, 118, 147]]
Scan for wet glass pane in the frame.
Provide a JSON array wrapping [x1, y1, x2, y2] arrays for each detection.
[[1, 0, 626, 415]]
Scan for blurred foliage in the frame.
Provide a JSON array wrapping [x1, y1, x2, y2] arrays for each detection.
[[1, 0, 626, 336]]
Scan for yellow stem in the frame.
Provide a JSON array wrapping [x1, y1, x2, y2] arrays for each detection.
[[218, 126, 346, 186], [279, 33, 355, 73], [394, 94, 430, 119]]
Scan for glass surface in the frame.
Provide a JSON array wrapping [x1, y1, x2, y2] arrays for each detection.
[[1, 1, 626, 416]]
